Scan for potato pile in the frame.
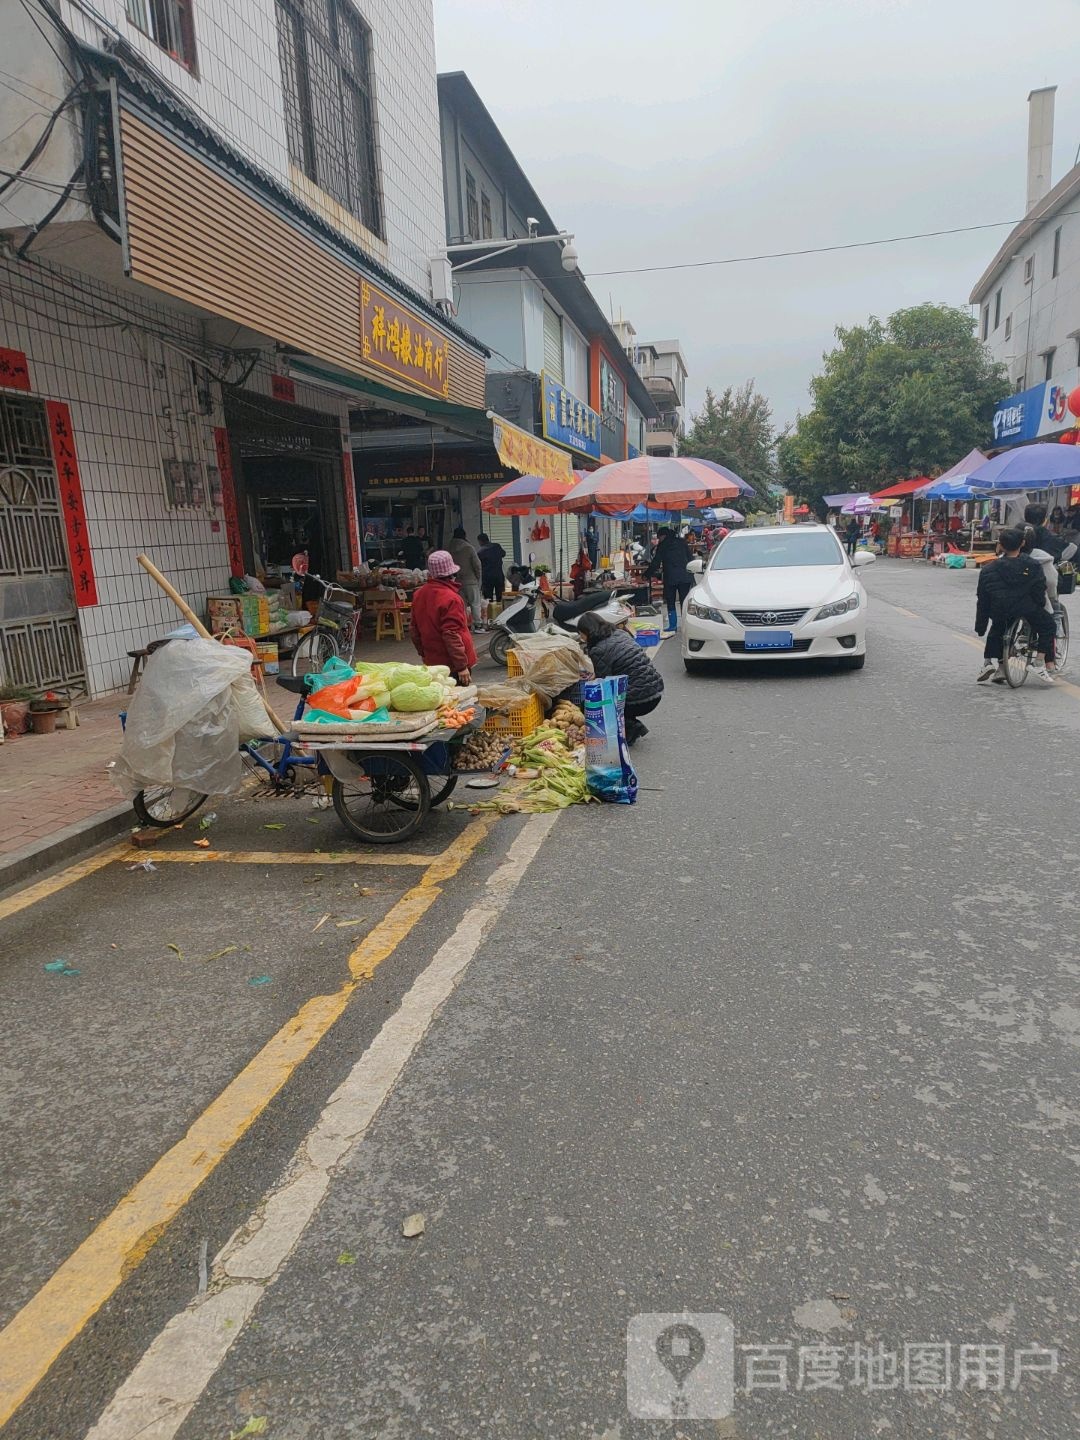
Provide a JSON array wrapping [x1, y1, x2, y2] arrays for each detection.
[[453, 730, 508, 772], [549, 700, 586, 748]]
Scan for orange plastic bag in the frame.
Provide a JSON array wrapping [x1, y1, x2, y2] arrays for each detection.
[[308, 678, 360, 718]]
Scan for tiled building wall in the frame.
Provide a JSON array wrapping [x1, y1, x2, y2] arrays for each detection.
[[58, 0, 446, 297], [1, 255, 351, 697]]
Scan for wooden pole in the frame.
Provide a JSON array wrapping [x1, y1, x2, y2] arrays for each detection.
[[136, 553, 289, 735]]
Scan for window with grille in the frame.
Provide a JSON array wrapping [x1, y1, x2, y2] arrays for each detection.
[[543, 302, 564, 382], [1043, 348, 1056, 382], [994, 288, 1002, 328], [126, 0, 197, 71], [465, 170, 479, 239], [481, 190, 493, 239], [277, 0, 382, 235], [1053, 227, 1062, 278], [1005, 314, 1012, 341]]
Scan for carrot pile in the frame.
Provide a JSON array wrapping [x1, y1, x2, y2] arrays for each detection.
[[438, 704, 476, 729]]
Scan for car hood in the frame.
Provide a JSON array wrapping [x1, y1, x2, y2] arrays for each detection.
[[695, 565, 855, 610]]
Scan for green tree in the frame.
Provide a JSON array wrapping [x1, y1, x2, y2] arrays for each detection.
[[783, 303, 1007, 512], [682, 380, 776, 508]]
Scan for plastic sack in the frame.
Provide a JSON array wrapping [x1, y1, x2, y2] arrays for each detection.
[[308, 678, 362, 717], [945, 554, 967, 570], [513, 643, 592, 702], [582, 675, 637, 804], [111, 637, 251, 799], [476, 678, 537, 712], [232, 675, 275, 741], [306, 655, 356, 691]]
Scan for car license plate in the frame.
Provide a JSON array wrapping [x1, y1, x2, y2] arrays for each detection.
[[743, 629, 794, 650]]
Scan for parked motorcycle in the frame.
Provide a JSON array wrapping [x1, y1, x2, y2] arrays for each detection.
[[487, 581, 637, 667]]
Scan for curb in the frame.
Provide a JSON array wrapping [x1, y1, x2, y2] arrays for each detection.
[[0, 803, 132, 894]]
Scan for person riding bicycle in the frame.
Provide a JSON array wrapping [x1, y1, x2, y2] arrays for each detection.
[[1021, 502, 1077, 634], [975, 528, 1057, 685]]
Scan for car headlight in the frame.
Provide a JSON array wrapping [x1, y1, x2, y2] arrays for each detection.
[[686, 598, 727, 623], [814, 593, 860, 621]]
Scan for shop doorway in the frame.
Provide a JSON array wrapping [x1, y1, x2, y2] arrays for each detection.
[[0, 393, 86, 691], [224, 390, 347, 579]]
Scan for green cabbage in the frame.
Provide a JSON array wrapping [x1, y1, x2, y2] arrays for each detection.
[[390, 681, 443, 712]]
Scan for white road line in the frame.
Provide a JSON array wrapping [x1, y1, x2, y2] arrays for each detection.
[[85, 811, 559, 1440]]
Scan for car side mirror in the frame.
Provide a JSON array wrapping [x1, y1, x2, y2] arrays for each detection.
[[851, 550, 876, 567], [687, 558, 705, 574]]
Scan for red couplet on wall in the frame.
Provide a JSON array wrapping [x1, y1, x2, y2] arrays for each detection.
[[0, 347, 31, 391], [342, 448, 360, 567], [213, 426, 245, 578], [45, 400, 98, 607]]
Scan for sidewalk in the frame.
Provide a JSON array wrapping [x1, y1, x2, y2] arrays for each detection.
[[0, 631, 496, 888]]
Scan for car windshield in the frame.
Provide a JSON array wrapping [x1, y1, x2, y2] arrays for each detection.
[[710, 532, 842, 570]]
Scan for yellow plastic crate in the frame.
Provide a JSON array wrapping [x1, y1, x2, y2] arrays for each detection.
[[506, 648, 523, 677], [482, 690, 544, 738]]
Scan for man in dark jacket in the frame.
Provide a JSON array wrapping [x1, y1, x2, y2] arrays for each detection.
[[646, 527, 694, 633], [975, 528, 1057, 684], [578, 612, 663, 743]]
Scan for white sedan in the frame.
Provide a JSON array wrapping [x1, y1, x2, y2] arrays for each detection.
[[681, 524, 873, 672]]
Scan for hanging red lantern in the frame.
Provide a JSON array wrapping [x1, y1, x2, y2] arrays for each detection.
[[1067, 386, 1080, 418], [1060, 429, 1080, 444]]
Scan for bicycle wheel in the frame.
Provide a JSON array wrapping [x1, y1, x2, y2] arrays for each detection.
[[292, 628, 334, 678], [331, 755, 430, 844], [1003, 618, 1032, 688], [132, 786, 207, 827], [1056, 609, 1070, 672]]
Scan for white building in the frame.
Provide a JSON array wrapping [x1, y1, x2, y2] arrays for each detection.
[[970, 86, 1080, 448], [612, 320, 689, 457], [0, 0, 486, 697]]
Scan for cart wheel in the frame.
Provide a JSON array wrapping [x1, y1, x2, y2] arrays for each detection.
[[133, 786, 207, 827], [428, 774, 458, 807], [331, 756, 430, 844]]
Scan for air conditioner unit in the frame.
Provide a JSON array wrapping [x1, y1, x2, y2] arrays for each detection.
[[430, 254, 455, 313]]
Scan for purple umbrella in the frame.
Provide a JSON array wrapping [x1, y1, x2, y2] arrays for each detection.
[[967, 443, 1080, 492], [685, 458, 755, 496]]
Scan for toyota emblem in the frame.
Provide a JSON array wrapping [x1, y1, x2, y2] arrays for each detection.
[[762, 611, 778, 624]]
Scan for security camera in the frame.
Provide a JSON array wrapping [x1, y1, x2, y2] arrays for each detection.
[[560, 241, 579, 273], [527, 217, 540, 236]]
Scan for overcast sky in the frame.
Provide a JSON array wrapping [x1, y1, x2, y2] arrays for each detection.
[[434, 0, 1080, 429]]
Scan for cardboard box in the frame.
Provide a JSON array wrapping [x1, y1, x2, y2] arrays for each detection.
[[255, 641, 279, 675], [207, 593, 270, 636]]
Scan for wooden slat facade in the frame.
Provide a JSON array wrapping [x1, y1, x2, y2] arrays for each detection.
[[118, 109, 486, 410]]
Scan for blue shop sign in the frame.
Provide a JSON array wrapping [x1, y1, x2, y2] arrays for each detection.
[[628, 442, 641, 459], [542, 371, 601, 460], [992, 381, 1047, 445]]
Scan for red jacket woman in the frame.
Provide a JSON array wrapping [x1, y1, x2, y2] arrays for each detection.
[[410, 550, 478, 682]]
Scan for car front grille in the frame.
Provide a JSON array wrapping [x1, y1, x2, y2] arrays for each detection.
[[729, 608, 810, 627]]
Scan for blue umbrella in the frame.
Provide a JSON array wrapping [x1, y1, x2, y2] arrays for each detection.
[[918, 476, 985, 500], [967, 442, 1080, 492], [603, 502, 678, 521]]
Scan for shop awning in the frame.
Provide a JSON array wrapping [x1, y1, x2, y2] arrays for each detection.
[[288, 359, 492, 440], [490, 413, 575, 483], [870, 477, 931, 500]]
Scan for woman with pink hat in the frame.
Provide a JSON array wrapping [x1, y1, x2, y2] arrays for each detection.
[[410, 550, 478, 685]]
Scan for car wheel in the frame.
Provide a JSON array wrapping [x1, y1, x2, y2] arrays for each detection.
[[838, 653, 866, 671], [683, 658, 709, 674]]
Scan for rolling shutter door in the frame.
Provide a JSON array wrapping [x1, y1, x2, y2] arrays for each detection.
[[480, 484, 516, 562], [543, 303, 564, 382]]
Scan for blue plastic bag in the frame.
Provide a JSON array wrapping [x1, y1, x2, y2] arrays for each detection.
[[582, 675, 637, 804]]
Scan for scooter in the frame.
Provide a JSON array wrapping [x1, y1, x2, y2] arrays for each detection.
[[487, 580, 637, 667]]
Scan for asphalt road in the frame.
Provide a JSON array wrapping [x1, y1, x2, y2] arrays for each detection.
[[3, 560, 1080, 1439]]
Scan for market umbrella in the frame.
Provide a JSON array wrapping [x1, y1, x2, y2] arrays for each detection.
[[824, 492, 870, 509], [966, 442, 1080, 492], [557, 456, 741, 515], [870, 477, 931, 500], [840, 496, 883, 515], [704, 506, 746, 523], [686, 457, 755, 497], [480, 472, 574, 515]]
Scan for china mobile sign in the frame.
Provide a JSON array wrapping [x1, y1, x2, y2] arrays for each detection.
[[992, 366, 1080, 445]]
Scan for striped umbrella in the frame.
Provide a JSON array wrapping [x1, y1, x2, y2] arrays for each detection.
[[480, 472, 574, 516], [557, 456, 741, 515], [688, 457, 755, 497]]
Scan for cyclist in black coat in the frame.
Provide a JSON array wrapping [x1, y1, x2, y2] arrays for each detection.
[[975, 528, 1057, 684]]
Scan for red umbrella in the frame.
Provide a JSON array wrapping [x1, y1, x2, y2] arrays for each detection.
[[557, 456, 741, 515], [480, 472, 574, 516]]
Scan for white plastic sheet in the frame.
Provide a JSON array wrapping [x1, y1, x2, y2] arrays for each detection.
[[111, 638, 254, 799]]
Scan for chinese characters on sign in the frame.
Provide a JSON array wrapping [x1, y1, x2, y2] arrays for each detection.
[[491, 414, 574, 485], [541, 372, 601, 460], [342, 447, 360, 567], [271, 374, 297, 405], [360, 281, 450, 399], [213, 426, 245, 578], [45, 400, 98, 607], [0, 346, 31, 392]]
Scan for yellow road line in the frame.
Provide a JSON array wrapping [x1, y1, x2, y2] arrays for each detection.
[[0, 842, 133, 923], [0, 815, 493, 1426], [141, 848, 434, 867]]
